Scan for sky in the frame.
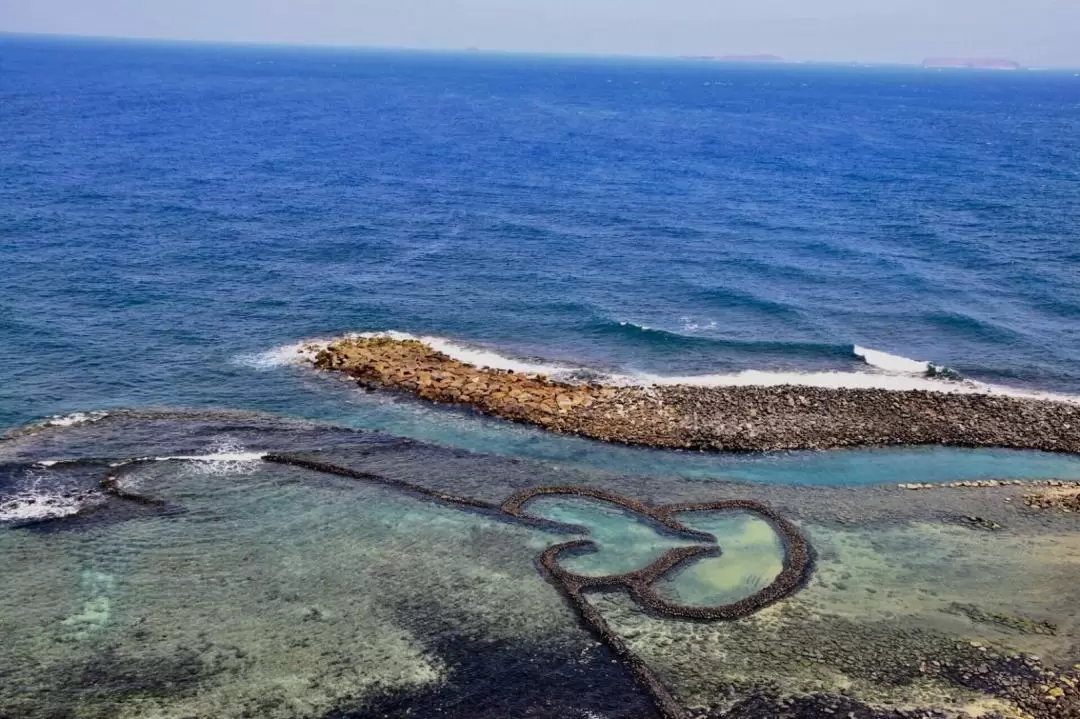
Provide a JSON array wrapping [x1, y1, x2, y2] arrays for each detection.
[[2, 0, 1079, 67]]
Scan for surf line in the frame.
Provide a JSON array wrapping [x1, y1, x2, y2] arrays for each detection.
[[91, 453, 815, 719]]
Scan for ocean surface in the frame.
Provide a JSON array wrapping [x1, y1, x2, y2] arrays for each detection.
[[4, 35, 1080, 719], [3, 33, 1080, 482]]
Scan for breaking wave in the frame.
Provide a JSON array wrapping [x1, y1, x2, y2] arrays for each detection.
[[132, 439, 266, 477], [0, 471, 101, 523], [253, 330, 1080, 405], [231, 341, 326, 370], [853, 345, 964, 380]]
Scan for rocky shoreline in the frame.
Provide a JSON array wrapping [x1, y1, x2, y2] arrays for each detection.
[[310, 336, 1080, 454]]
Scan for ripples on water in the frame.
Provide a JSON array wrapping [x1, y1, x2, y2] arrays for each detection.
[[2, 35, 1080, 434]]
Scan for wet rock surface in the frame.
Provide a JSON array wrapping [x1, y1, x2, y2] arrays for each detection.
[[311, 337, 1080, 454], [1026, 487, 1080, 513]]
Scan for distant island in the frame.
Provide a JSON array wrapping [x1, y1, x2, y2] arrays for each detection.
[[923, 57, 1022, 70], [679, 54, 786, 63]]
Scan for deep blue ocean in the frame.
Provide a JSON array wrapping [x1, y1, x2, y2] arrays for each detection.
[[3, 34, 1080, 484]]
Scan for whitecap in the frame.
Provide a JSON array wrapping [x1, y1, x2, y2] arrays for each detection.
[[680, 317, 718, 333]]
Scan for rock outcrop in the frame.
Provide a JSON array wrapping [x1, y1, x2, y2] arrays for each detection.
[[309, 336, 1080, 454]]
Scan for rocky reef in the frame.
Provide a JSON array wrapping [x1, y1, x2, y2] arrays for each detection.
[[1025, 485, 1080, 513], [310, 336, 1080, 453], [6, 411, 1080, 719]]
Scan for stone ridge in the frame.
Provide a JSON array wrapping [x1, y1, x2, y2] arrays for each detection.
[[310, 337, 1080, 454]]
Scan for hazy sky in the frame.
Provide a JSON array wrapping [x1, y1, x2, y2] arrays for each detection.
[[2, 0, 1079, 66]]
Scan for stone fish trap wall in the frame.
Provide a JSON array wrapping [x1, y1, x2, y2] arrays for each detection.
[[311, 336, 1080, 453], [88, 452, 814, 719], [503, 486, 814, 719]]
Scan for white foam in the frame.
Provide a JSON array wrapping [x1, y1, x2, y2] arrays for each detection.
[[632, 368, 954, 390], [628, 368, 1080, 403], [42, 411, 109, 428], [156, 452, 267, 463], [0, 492, 86, 522], [148, 440, 266, 477], [231, 340, 328, 370], [0, 471, 97, 523], [352, 331, 576, 377], [680, 317, 718, 333], [853, 345, 931, 374], [276, 331, 1080, 406]]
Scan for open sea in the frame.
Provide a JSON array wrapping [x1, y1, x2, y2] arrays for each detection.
[[3, 33, 1080, 475]]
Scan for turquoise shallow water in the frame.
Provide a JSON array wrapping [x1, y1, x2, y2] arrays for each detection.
[[656, 512, 785, 608], [526, 496, 709, 577], [258, 385, 1080, 486]]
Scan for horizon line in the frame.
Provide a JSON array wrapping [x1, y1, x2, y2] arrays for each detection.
[[3, 30, 1079, 71]]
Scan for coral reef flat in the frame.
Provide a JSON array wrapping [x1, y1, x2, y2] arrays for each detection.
[[1, 411, 1078, 718], [311, 337, 1080, 453]]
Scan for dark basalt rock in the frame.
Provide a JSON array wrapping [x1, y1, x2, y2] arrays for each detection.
[[324, 635, 660, 719], [953, 514, 1004, 531]]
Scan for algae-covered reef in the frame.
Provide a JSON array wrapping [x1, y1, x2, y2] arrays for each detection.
[[310, 336, 1080, 453]]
